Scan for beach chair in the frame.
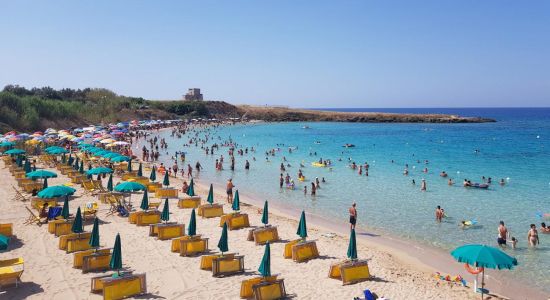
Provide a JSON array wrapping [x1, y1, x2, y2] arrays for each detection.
[[212, 254, 245, 277], [146, 182, 162, 193], [23, 206, 42, 226], [91, 273, 147, 300], [172, 235, 209, 256], [31, 198, 57, 210], [220, 213, 250, 230], [149, 223, 184, 240], [291, 240, 319, 263], [59, 232, 92, 252], [200, 253, 235, 271], [82, 180, 99, 196], [82, 250, 113, 273], [240, 276, 278, 298], [129, 211, 161, 226], [11, 186, 29, 202], [250, 226, 280, 245], [252, 279, 287, 300], [328, 259, 370, 285], [74, 249, 109, 268], [197, 204, 224, 218], [177, 195, 201, 209], [283, 239, 301, 259], [148, 201, 161, 210], [0, 258, 24, 288], [83, 202, 99, 221], [49, 219, 73, 236], [0, 224, 13, 237], [155, 187, 178, 199]]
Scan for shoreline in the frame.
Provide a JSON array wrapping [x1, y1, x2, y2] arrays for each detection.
[[134, 126, 547, 300]]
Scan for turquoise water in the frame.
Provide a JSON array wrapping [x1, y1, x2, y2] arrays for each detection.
[[156, 108, 550, 291]]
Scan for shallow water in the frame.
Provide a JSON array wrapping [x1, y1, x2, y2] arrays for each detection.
[[155, 108, 550, 291]]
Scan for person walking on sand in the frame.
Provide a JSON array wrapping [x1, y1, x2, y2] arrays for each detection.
[[226, 179, 234, 204], [498, 221, 508, 247], [349, 203, 357, 230]]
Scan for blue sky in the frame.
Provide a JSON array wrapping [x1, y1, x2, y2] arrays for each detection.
[[1, 1, 549, 107]]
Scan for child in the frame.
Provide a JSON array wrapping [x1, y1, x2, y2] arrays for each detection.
[[510, 237, 517, 249]]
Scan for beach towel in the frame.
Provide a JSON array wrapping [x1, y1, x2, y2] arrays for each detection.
[[48, 206, 63, 220], [117, 206, 129, 217], [363, 289, 377, 300]]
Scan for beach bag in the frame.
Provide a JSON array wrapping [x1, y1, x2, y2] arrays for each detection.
[[363, 289, 377, 300]]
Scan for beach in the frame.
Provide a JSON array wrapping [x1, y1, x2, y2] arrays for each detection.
[[1, 153, 481, 300]]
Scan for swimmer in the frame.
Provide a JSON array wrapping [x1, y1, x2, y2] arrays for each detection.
[[440, 171, 447, 177], [541, 223, 550, 233], [527, 224, 539, 247], [448, 178, 454, 185], [510, 237, 517, 249], [500, 178, 505, 186], [421, 179, 427, 191]]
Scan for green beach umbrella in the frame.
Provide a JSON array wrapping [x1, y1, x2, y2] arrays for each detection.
[[26, 170, 57, 179], [188, 208, 197, 236], [110, 233, 122, 274], [127, 160, 132, 172], [149, 165, 157, 182], [232, 190, 240, 212], [89, 217, 100, 249], [79, 161, 84, 174], [137, 163, 143, 177], [187, 178, 195, 196], [107, 173, 113, 191], [207, 184, 214, 205], [297, 210, 307, 239], [451, 244, 518, 299], [88, 163, 93, 171], [102, 152, 120, 159], [347, 229, 358, 260], [61, 153, 66, 164], [140, 190, 149, 211], [162, 170, 170, 187], [42, 177, 48, 189], [67, 154, 73, 166], [16, 155, 23, 168], [23, 159, 31, 173], [258, 242, 271, 277], [38, 185, 76, 198], [114, 181, 145, 192], [0, 141, 15, 148], [5, 148, 25, 155], [218, 222, 229, 254], [61, 195, 70, 220], [49, 148, 68, 155], [86, 167, 113, 176], [261, 201, 269, 226], [71, 207, 84, 234], [73, 157, 79, 170], [111, 155, 130, 163], [161, 198, 170, 223]]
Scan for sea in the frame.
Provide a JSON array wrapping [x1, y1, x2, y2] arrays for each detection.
[[153, 107, 550, 292]]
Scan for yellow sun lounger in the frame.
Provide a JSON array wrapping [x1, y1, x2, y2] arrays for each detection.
[[129, 210, 161, 226], [59, 232, 92, 252], [212, 255, 245, 277], [328, 260, 370, 285], [252, 279, 287, 300], [197, 204, 224, 218], [83, 251, 112, 273], [291, 240, 319, 263], [0, 223, 13, 237], [149, 223, 185, 240], [283, 239, 301, 259], [200, 253, 234, 271], [155, 187, 178, 199], [177, 195, 201, 209], [220, 213, 250, 230], [0, 258, 24, 288], [91, 273, 147, 300], [73, 248, 111, 269], [23, 206, 42, 226], [146, 182, 162, 193], [171, 235, 209, 256], [31, 198, 56, 210], [240, 276, 278, 298], [48, 219, 73, 237], [249, 226, 280, 245]]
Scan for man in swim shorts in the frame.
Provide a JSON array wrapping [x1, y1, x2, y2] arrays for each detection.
[[498, 221, 508, 247], [349, 203, 357, 230]]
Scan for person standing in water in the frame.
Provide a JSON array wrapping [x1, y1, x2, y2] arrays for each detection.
[[498, 221, 508, 247], [349, 203, 357, 230], [528, 224, 539, 247], [421, 179, 427, 191], [435, 206, 443, 222]]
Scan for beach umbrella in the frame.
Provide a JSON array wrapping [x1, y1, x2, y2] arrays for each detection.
[[110, 233, 122, 275], [347, 229, 358, 260], [16, 155, 23, 168], [74, 157, 79, 169], [187, 178, 195, 196], [188, 208, 197, 236], [48, 148, 68, 155], [111, 155, 130, 163], [23, 159, 31, 173], [114, 181, 145, 192], [297, 210, 307, 239], [162, 171, 170, 187], [217, 222, 229, 255], [61, 195, 70, 220], [4, 148, 25, 155], [261, 201, 269, 226], [137, 163, 143, 177], [232, 190, 240, 212], [71, 207, 84, 234], [61, 154, 66, 164], [0, 141, 15, 148], [86, 167, 113, 176], [207, 184, 214, 205], [79, 161, 84, 174], [258, 242, 271, 277], [42, 177, 48, 189], [89, 217, 100, 249], [67, 155, 74, 166], [38, 185, 76, 198], [149, 165, 157, 182], [107, 173, 113, 191], [140, 190, 149, 211], [26, 170, 57, 179], [160, 198, 170, 223], [451, 244, 518, 299], [102, 152, 120, 159], [127, 160, 132, 172]]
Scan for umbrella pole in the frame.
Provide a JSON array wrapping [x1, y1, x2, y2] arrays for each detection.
[[481, 269, 485, 300]]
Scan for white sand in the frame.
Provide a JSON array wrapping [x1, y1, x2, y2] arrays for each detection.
[[0, 160, 482, 300]]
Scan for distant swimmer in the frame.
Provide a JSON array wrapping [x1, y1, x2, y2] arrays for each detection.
[[448, 178, 454, 185], [500, 178, 505, 186], [440, 171, 448, 177], [540, 222, 550, 233], [421, 179, 427, 191]]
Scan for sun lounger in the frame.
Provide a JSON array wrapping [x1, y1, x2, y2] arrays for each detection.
[[0, 224, 13, 237], [11, 186, 29, 202], [0, 258, 24, 288], [220, 213, 250, 230], [251, 279, 287, 300], [31, 197, 57, 210], [82, 180, 99, 195], [149, 223, 184, 240], [328, 259, 370, 285], [128, 211, 161, 226], [23, 206, 43, 226], [249, 226, 280, 245], [83, 202, 99, 221], [22, 181, 43, 194], [240, 276, 279, 298], [83, 251, 112, 273], [74, 248, 110, 269], [171, 235, 209, 256], [197, 204, 224, 218], [48, 219, 73, 236], [177, 195, 201, 209], [148, 201, 161, 210], [283, 239, 301, 259], [212, 255, 245, 277], [200, 253, 235, 270], [291, 240, 319, 263], [146, 182, 162, 193], [58, 232, 92, 252], [91, 273, 147, 300], [155, 187, 178, 199]]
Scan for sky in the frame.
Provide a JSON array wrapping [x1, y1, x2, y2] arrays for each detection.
[[1, 1, 549, 107]]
